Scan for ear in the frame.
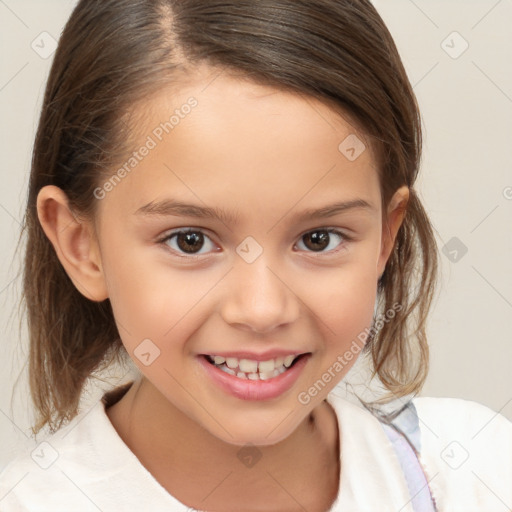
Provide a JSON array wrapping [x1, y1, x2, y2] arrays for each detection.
[[377, 185, 410, 279], [36, 185, 108, 302]]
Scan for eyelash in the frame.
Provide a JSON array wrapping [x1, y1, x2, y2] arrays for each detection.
[[157, 227, 352, 259]]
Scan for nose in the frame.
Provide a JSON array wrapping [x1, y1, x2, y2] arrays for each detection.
[[220, 254, 300, 334]]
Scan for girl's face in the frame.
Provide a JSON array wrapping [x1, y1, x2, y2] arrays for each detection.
[[90, 65, 407, 446]]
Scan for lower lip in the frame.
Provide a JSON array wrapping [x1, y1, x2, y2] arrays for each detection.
[[197, 354, 311, 401]]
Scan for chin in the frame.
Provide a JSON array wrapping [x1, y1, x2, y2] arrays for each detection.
[[210, 415, 305, 448]]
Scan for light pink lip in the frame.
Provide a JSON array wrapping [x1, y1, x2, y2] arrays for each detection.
[[200, 349, 308, 362], [197, 353, 311, 401]]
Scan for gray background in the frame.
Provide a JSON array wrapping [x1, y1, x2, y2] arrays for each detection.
[[1, 0, 511, 471]]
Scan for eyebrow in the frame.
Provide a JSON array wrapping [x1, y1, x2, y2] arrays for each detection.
[[134, 197, 375, 225]]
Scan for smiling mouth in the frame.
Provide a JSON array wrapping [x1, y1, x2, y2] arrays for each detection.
[[202, 353, 308, 381]]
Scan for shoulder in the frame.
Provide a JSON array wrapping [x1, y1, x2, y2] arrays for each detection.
[[413, 395, 512, 432], [412, 395, 512, 455], [412, 396, 512, 509], [0, 400, 107, 511], [0, 393, 181, 511]]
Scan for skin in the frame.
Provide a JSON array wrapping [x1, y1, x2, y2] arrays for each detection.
[[37, 64, 409, 511]]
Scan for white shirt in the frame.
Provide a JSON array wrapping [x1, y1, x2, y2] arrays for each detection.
[[0, 389, 510, 511]]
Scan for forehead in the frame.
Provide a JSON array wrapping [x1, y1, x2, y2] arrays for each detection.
[[98, 67, 381, 223]]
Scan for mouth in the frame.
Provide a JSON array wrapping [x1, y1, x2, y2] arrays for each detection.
[[198, 352, 312, 401], [201, 353, 308, 381]]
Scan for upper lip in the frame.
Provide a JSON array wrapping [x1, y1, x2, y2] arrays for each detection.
[[200, 350, 310, 362]]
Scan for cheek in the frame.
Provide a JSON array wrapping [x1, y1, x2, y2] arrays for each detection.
[[101, 241, 212, 350], [100, 239, 166, 342], [303, 257, 378, 351]]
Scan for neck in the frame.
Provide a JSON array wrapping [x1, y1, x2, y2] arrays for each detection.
[[106, 377, 340, 511]]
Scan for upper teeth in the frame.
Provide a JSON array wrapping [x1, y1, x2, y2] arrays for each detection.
[[211, 354, 297, 373]]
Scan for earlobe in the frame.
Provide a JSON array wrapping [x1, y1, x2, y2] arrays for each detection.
[[36, 185, 108, 302], [377, 185, 410, 278]]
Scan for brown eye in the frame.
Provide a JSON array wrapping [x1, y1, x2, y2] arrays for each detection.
[[176, 231, 204, 253], [161, 229, 215, 256], [296, 229, 347, 253]]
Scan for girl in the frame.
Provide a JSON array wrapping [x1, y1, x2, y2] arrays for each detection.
[[1, 0, 511, 510]]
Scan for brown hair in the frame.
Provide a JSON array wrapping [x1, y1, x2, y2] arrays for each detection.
[[18, 0, 438, 434]]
